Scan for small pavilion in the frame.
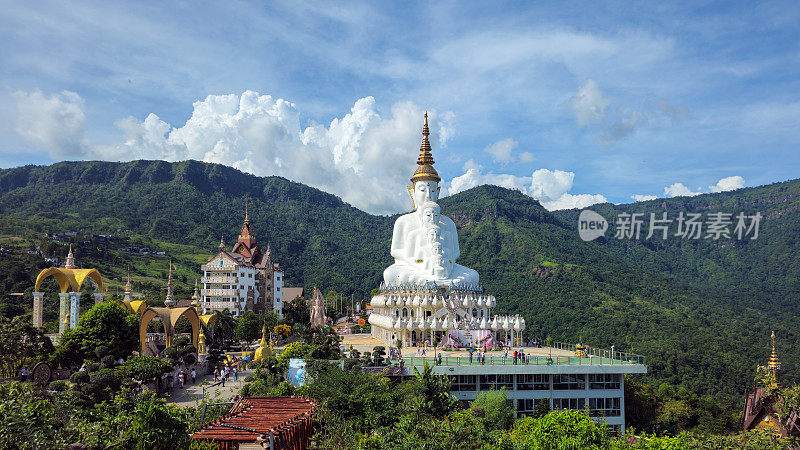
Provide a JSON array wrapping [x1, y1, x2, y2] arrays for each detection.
[[33, 246, 105, 333]]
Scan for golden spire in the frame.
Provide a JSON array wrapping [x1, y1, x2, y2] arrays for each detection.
[[768, 331, 780, 375], [64, 244, 76, 269], [165, 260, 175, 307], [244, 197, 250, 224], [410, 112, 441, 184], [219, 234, 225, 252]]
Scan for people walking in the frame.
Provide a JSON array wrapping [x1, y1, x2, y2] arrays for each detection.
[[191, 368, 196, 384]]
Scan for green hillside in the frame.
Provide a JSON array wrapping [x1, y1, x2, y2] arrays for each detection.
[[0, 160, 796, 397]]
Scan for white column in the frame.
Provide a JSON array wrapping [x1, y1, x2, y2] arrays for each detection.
[[93, 292, 105, 305], [32, 292, 44, 329], [69, 292, 80, 329]]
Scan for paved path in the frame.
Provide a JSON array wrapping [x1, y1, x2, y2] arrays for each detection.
[[166, 368, 254, 407]]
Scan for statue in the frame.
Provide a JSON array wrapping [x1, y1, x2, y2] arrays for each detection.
[[383, 113, 478, 286]]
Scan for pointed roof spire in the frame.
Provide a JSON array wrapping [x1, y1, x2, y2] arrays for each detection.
[[124, 268, 132, 301], [410, 112, 441, 184], [768, 330, 780, 375], [244, 197, 250, 224], [219, 234, 225, 252], [165, 260, 175, 307], [64, 244, 76, 269]]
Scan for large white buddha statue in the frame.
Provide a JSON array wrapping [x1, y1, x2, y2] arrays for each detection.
[[383, 114, 479, 286]]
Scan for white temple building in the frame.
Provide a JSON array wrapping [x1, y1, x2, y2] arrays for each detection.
[[369, 113, 525, 348]]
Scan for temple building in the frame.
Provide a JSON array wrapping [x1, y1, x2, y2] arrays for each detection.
[[200, 206, 285, 317]]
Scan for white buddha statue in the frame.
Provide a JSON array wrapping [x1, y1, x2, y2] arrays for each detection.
[[383, 113, 479, 286]]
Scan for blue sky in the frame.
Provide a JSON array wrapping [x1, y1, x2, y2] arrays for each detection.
[[1, 1, 798, 213]]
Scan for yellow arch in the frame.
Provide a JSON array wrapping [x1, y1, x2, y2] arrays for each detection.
[[34, 267, 72, 293], [138, 307, 200, 353], [114, 299, 135, 314], [34, 267, 105, 293]]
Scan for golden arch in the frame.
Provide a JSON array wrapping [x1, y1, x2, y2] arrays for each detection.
[[138, 306, 199, 353], [35, 268, 104, 293], [115, 299, 148, 315]]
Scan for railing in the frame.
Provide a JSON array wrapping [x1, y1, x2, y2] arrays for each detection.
[[549, 342, 645, 366], [202, 275, 238, 284], [202, 288, 239, 297], [401, 352, 646, 367], [204, 301, 241, 310]]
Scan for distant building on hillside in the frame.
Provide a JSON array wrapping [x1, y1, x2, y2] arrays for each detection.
[[200, 206, 286, 317], [742, 332, 800, 437]]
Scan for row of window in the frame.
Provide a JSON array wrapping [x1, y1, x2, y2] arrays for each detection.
[[449, 374, 621, 391], [518, 397, 620, 417]]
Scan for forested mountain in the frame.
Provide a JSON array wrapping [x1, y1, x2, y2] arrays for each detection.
[[0, 159, 797, 397]]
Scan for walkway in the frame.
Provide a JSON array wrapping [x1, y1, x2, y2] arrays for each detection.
[[167, 367, 253, 407]]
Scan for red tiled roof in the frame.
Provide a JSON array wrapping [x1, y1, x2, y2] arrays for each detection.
[[192, 396, 315, 448]]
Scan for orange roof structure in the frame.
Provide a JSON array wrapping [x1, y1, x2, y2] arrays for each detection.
[[192, 396, 316, 449]]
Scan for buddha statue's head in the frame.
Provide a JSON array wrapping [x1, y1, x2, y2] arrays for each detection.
[[413, 181, 440, 210], [419, 201, 441, 228]]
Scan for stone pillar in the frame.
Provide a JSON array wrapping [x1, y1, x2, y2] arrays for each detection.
[[93, 292, 104, 305], [32, 292, 44, 329], [59, 293, 70, 334], [69, 292, 80, 329]]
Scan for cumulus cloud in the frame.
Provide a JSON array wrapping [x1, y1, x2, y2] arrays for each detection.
[[709, 175, 745, 192], [631, 194, 658, 202], [518, 151, 535, 162], [449, 167, 606, 211], [601, 109, 647, 144], [14, 89, 89, 157], [100, 91, 453, 214], [462, 158, 483, 171], [664, 182, 701, 197], [569, 79, 609, 126], [484, 138, 517, 163]]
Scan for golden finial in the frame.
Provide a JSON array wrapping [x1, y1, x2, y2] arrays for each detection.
[[768, 331, 780, 374], [410, 112, 441, 184], [244, 197, 250, 223]]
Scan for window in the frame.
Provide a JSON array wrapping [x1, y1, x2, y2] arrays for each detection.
[[589, 397, 621, 417], [517, 374, 549, 390], [450, 375, 477, 391], [276, 287, 280, 291], [553, 397, 585, 410], [518, 398, 546, 415], [479, 374, 513, 390], [248, 273, 252, 278], [589, 374, 621, 390], [553, 374, 585, 390], [402, 308, 408, 318]]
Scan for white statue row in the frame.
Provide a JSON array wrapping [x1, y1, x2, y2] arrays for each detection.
[[371, 293, 497, 309], [387, 313, 525, 332]]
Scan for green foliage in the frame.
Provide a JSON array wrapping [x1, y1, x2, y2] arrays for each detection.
[[0, 382, 73, 449], [0, 315, 54, 378], [283, 295, 310, 327], [235, 311, 263, 345], [410, 362, 457, 418], [211, 309, 237, 347], [505, 410, 612, 449], [470, 388, 514, 431], [115, 355, 173, 382], [52, 301, 138, 368]]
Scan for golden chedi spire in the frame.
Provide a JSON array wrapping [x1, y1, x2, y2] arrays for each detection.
[[64, 244, 76, 269], [191, 279, 200, 309], [165, 260, 175, 308], [768, 330, 780, 375], [410, 112, 441, 184]]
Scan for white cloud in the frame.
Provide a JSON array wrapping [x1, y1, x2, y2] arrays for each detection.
[[709, 175, 745, 192], [569, 79, 610, 126], [631, 194, 658, 202], [13, 89, 89, 157], [601, 109, 648, 144], [462, 158, 483, 172], [449, 167, 606, 211], [518, 151, 535, 163], [484, 138, 518, 163], [99, 91, 454, 214], [664, 182, 701, 197]]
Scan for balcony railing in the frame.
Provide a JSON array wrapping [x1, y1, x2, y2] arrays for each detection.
[[202, 288, 239, 297], [204, 301, 241, 310], [202, 275, 238, 284]]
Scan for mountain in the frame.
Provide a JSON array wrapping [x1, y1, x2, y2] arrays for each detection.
[[0, 160, 797, 396]]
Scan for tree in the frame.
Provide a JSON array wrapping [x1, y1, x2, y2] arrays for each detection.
[[235, 311, 262, 346], [212, 310, 237, 348], [506, 410, 612, 448], [115, 355, 173, 382], [283, 296, 310, 327], [411, 361, 456, 418], [372, 346, 386, 366], [52, 301, 138, 368], [471, 388, 514, 431], [0, 315, 54, 378]]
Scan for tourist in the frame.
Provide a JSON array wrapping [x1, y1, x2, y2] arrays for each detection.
[[468, 347, 474, 364], [178, 371, 184, 389], [191, 368, 196, 384], [233, 367, 238, 382], [504, 348, 509, 359]]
